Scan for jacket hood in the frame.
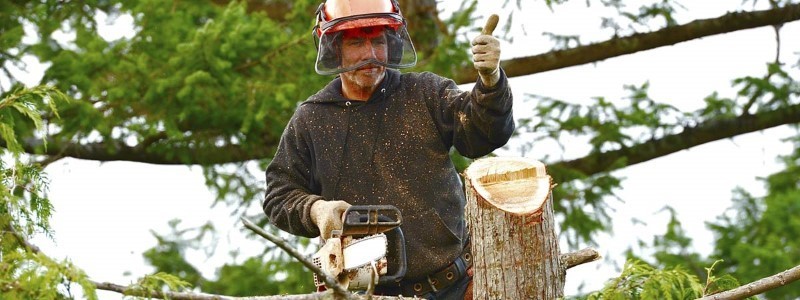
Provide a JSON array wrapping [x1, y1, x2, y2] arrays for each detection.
[[304, 69, 402, 104]]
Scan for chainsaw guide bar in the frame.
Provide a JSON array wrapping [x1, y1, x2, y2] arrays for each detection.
[[342, 233, 389, 270]]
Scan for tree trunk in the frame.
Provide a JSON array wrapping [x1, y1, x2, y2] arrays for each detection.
[[464, 157, 564, 299]]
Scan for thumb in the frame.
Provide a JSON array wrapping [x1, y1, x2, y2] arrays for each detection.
[[481, 14, 499, 36]]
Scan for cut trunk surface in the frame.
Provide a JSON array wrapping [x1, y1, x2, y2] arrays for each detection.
[[465, 157, 564, 299]]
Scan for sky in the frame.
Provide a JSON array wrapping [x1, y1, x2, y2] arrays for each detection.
[[7, 0, 800, 298]]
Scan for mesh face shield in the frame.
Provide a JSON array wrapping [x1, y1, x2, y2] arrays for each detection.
[[314, 14, 417, 75]]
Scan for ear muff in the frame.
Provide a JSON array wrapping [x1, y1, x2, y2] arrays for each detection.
[[313, 2, 340, 70], [311, 2, 327, 45]]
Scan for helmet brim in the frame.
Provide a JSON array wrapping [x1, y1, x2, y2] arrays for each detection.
[[328, 16, 402, 32]]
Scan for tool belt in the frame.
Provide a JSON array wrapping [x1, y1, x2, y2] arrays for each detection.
[[397, 245, 473, 297]]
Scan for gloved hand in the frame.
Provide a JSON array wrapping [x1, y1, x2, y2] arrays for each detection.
[[471, 34, 501, 87], [310, 200, 351, 240]]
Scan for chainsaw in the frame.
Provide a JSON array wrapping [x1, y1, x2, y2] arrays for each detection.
[[311, 205, 407, 291]]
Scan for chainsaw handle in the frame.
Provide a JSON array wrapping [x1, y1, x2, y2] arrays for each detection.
[[341, 205, 407, 284], [341, 205, 402, 236], [379, 225, 407, 285]]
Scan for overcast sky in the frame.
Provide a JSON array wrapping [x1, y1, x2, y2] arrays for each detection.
[[9, 1, 800, 298]]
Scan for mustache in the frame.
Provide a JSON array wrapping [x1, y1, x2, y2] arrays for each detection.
[[339, 58, 387, 74], [357, 64, 382, 70]]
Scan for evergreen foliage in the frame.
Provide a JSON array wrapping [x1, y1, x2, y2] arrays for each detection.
[[124, 272, 191, 299], [615, 129, 800, 300], [705, 135, 800, 299], [0, 86, 97, 299], [583, 259, 752, 300]]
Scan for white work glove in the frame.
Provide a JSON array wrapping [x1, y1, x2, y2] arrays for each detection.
[[471, 34, 501, 88], [310, 200, 351, 240]]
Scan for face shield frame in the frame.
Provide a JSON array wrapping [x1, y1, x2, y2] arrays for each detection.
[[312, 12, 417, 75]]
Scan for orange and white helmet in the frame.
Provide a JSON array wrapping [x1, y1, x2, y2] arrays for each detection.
[[312, 0, 417, 75]]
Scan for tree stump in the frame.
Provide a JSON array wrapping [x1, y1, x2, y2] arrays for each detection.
[[464, 157, 564, 299]]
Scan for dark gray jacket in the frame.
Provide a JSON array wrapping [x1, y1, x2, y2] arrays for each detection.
[[263, 69, 513, 281]]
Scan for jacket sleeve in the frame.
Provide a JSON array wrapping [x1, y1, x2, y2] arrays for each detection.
[[263, 109, 324, 238], [429, 68, 515, 158]]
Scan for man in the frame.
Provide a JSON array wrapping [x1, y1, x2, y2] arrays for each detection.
[[263, 0, 513, 298]]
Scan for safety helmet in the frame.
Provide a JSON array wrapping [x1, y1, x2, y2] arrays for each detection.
[[312, 0, 417, 75]]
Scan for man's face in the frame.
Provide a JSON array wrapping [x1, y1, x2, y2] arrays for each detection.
[[339, 26, 388, 94]]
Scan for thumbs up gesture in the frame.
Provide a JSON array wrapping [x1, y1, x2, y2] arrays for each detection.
[[472, 14, 501, 87]]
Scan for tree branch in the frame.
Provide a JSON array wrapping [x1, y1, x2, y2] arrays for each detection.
[[4, 102, 797, 170], [240, 217, 353, 299], [5, 225, 239, 299], [91, 280, 337, 300], [6, 222, 415, 299], [453, 3, 800, 84], [560, 248, 601, 270], [698, 264, 800, 300], [0, 136, 275, 165], [551, 103, 800, 182]]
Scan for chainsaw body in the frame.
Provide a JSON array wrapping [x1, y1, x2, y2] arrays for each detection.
[[311, 205, 407, 291]]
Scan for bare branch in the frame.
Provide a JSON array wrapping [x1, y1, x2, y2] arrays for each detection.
[[91, 280, 339, 300], [453, 3, 800, 84], [91, 281, 236, 300], [240, 217, 353, 299], [0, 135, 276, 165], [698, 264, 800, 300]]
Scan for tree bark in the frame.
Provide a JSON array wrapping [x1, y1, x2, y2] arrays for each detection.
[[452, 3, 800, 84], [464, 157, 564, 299]]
